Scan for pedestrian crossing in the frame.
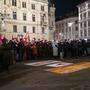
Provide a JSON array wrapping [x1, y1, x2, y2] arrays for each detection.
[[25, 60, 73, 67], [47, 62, 90, 74], [25, 60, 90, 74]]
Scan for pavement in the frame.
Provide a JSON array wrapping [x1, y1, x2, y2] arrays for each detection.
[[0, 57, 90, 90]]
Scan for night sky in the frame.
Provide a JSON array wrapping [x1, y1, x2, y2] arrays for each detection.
[[55, 0, 87, 20]]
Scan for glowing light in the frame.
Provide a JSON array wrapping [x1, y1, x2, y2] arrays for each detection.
[[68, 22, 73, 27]]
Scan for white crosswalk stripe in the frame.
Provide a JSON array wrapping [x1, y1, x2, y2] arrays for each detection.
[[25, 60, 73, 67]]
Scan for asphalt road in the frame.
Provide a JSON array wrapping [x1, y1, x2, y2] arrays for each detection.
[[0, 58, 90, 90]]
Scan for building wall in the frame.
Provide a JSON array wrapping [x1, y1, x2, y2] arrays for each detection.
[[55, 17, 79, 41], [0, 0, 49, 41], [78, 0, 90, 39]]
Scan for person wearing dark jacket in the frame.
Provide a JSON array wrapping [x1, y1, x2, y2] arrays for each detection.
[[0, 43, 11, 73]]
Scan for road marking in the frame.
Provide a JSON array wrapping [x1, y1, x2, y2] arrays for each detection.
[[25, 60, 73, 67], [25, 60, 57, 66], [46, 62, 72, 67], [47, 62, 90, 74]]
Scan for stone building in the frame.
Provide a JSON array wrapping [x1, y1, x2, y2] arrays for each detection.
[[77, 0, 90, 39], [0, 0, 49, 41], [55, 17, 79, 41]]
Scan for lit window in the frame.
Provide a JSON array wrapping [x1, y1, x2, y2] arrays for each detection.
[[12, 0, 17, 6], [13, 25, 17, 32]]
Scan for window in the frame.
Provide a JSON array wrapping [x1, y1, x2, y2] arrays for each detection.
[[80, 30, 83, 36], [84, 21, 87, 27], [13, 11, 17, 20], [13, 25, 17, 32], [83, 13, 86, 19], [88, 28, 90, 36], [42, 27, 45, 34], [80, 22, 82, 28], [22, 2, 26, 8], [32, 27, 36, 33], [31, 4, 35, 10], [75, 27, 78, 31], [23, 13, 26, 21], [84, 29, 87, 36], [32, 14, 35, 22], [41, 5, 44, 11], [88, 11, 90, 17], [23, 26, 27, 33], [88, 4, 90, 8], [12, 0, 17, 6], [75, 20, 78, 24], [88, 21, 90, 27], [75, 35, 78, 38], [4, 0, 6, 5], [69, 27, 71, 32]]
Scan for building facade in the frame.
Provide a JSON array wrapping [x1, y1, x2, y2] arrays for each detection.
[[0, 0, 49, 41], [77, 0, 90, 39], [55, 17, 79, 41]]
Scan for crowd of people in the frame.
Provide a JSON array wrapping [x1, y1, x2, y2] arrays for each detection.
[[1, 38, 90, 61], [0, 37, 90, 72]]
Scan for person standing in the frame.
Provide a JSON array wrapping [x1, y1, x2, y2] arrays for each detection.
[[31, 43, 38, 60], [52, 40, 58, 59]]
